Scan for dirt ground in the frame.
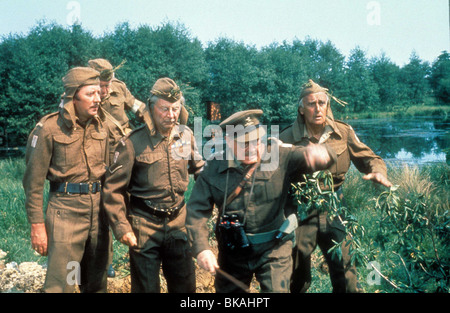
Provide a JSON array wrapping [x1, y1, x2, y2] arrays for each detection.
[[1, 246, 328, 293], [107, 246, 260, 293]]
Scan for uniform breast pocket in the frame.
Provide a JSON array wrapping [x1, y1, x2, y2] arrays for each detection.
[[326, 141, 350, 173], [108, 94, 127, 120], [253, 171, 279, 204], [109, 94, 125, 107], [53, 134, 82, 167], [136, 152, 165, 187], [327, 141, 347, 157], [90, 131, 107, 158]]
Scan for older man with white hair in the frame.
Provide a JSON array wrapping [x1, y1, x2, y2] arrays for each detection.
[[280, 79, 392, 293]]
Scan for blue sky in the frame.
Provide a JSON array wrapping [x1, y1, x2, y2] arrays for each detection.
[[0, 0, 448, 66]]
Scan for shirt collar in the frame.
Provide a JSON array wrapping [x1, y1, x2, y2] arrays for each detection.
[[148, 123, 183, 149], [292, 115, 342, 142]]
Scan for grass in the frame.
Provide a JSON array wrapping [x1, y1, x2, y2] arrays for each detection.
[[1, 158, 449, 292], [338, 162, 450, 292], [334, 104, 450, 120], [0, 158, 47, 265]]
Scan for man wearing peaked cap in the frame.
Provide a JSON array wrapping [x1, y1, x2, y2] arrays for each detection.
[[102, 77, 204, 293], [219, 109, 266, 141], [218, 109, 267, 164], [280, 79, 392, 293], [186, 109, 337, 293], [23, 67, 110, 293]]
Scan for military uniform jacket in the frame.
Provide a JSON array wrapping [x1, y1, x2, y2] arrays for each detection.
[[101, 79, 142, 130], [186, 139, 337, 256], [280, 116, 387, 188], [102, 123, 205, 240], [22, 108, 108, 224]]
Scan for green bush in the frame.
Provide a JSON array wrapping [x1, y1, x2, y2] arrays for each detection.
[[2, 158, 449, 292], [292, 164, 450, 292]]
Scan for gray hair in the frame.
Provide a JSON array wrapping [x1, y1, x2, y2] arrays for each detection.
[[147, 94, 185, 109], [148, 94, 159, 109]]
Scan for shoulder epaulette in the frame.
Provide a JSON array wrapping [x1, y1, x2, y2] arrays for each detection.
[[268, 136, 292, 148], [116, 124, 145, 146], [110, 79, 128, 92], [279, 124, 293, 134], [35, 112, 58, 128], [333, 119, 350, 127], [127, 124, 146, 138]]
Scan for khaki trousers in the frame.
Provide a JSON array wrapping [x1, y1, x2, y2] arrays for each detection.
[[290, 212, 359, 293], [128, 205, 196, 293], [215, 239, 293, 293], [44, 192, 110, 293]]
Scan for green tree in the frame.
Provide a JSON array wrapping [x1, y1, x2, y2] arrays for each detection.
[[98, 22, 208, 122], [204, 38, 264, 119], [342, 47, 380, 113], [370, 53, 407, 111], [400, 51, 431, 105], [430, 51, 450, 104], [0, 21, 97, 146], [259, 41, 306, 124]]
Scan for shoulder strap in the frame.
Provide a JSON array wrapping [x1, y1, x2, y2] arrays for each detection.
[[222, 162, 259, 210]]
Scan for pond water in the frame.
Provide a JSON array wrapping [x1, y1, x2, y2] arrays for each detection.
[[344, 116, 449, 166], [1, 116, 449, 166]]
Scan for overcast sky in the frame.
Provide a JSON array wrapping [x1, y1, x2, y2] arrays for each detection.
[[0, 0, 448, 66]]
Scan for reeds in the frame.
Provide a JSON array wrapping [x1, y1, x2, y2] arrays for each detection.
[[1, 158, 448, 292]]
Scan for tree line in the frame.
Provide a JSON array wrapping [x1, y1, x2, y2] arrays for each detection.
[[0, 21, 448, 146]]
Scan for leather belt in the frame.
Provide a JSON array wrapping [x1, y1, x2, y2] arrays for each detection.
[[130, 196, 184, 220], [50, 181, 102, 194]]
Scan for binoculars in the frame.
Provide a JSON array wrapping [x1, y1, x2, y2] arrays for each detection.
[[218, 214, 250, 251]]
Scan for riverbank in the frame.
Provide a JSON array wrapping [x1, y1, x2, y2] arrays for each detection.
[[335, 104, 450, 120], [1, 158, 449, 292]]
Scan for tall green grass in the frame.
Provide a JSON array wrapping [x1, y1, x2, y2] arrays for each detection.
[[0, 158, 46, 264], [338, 163, 449, 292], [1, 158, 449, 292], [335, 104, 450, 120]]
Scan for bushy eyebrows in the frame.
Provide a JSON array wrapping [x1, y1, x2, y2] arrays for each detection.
[[79, 85, 100, 94], [305, 97, 327, 106], [158, 103, 180, 110]]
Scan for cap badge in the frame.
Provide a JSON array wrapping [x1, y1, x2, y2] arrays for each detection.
[[244, 117, 254, 127]]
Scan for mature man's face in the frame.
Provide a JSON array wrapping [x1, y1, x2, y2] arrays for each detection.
[[226, 136, 262, 165], [73, 85, 101, 121], [99, 80, 112, 99], [152, 98, 181, 135], [300, 92, 328, 126]]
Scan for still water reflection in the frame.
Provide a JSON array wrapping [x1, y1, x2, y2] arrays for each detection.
[[345, 116, 449, 165], [1, 117, 449, 166]]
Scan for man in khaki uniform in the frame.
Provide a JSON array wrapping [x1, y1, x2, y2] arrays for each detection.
[[102, 77, 204, 293], [88, 58, 146, 134], [186, 109, 337, 293], [280, 79, 392, 293], [23, 67, 110, 293], [88, 58, 189, 156]]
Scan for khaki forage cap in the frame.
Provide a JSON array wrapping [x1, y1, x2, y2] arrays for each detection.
[[150, 77, 182, 103]]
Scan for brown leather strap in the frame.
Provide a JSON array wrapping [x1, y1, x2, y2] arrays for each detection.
[[224, 162, 259, 207]]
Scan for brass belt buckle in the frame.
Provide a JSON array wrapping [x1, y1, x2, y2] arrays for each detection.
[[88, 182, 93, 193], [64, 182, 69, 193]]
